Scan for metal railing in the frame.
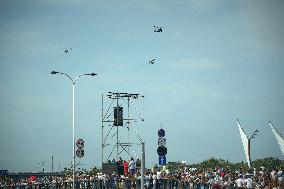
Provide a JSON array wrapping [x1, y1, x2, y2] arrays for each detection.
[[0, 179, 238, 189]]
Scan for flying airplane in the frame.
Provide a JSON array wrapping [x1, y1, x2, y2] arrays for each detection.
[[154, 26, 163, 32], [64, 48, 72, 53], [149, 59, 155, 64]]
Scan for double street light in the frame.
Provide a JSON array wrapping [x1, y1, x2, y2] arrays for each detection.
[[51, 71, 97, 189], [249, 129, 259, 140], [248, 129, 259, 166]]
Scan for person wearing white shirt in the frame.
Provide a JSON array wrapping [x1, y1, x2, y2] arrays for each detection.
[[235, 175, 244, 189], [245, 176, 253, 189], [156, 170, 162, 180], [152, 173, 157, 189], [271, 170, 277, 181], [129, 158, 136, 176], [156, 170, 162, 189]]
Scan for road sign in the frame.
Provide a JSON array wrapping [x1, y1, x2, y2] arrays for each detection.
[[158, 129, 165, 137], [157, 145, 167, 156], [159, 156, 166, 165], [76, 148, 84, 158], [158, 137, 166, 146], [76, 139, 84, 149]]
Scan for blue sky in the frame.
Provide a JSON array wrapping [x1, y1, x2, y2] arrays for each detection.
[[0, 0, 283, 172]]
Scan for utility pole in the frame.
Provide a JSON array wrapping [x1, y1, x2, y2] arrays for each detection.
[[42, 161, 45, 173], [52, 156, 54, 173]]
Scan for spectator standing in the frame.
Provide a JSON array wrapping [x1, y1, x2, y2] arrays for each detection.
[[271, 169, 277, 181], [123, 160, 129, 176], [152, 171, 157, 189], [136, 158, 141, 169], [244, 174, 253, 189], [235, 175, 244, 189], [129, 158, 136, 176], [156, 169, 162, 189]]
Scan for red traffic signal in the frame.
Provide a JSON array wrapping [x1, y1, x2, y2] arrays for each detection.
[[76, 139, 84, 149]]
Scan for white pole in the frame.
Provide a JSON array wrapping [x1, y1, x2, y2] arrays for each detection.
[[102, 94, 104, 166], [141, 142, 145, 189], [73, 83, 75, 189], [51, 71, 97, 189]]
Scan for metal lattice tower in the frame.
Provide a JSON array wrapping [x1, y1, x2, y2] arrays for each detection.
[[101, 92, 144, 165]]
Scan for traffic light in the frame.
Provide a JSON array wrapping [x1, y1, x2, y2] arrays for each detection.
[[157, 145, 167, 156], [158, 129, 165, 137], [114, 107, 123, 126], [76, 139, 84, 158]]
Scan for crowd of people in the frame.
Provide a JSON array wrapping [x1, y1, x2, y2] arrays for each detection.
[[1, 160, 284, 189], [107, 157, 139, 177]]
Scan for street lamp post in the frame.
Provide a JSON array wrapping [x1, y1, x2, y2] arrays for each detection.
[[248, 129, 259, 164], [51, 71, 97, 189]]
